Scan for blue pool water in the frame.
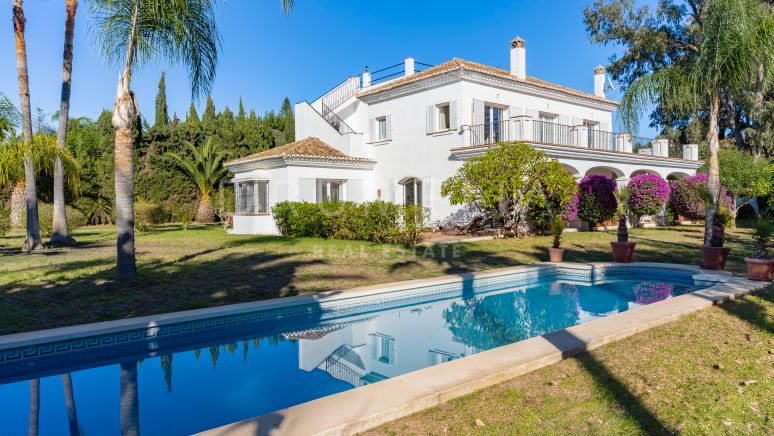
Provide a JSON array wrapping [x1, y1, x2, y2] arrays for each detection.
[[0, 270, 712, 435]]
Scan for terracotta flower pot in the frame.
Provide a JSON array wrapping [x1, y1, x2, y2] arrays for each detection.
[[548, 247, 565, 262], [610, 242, 636, 263], [700, 246, 730, 270], [744, 258, 774, 281]]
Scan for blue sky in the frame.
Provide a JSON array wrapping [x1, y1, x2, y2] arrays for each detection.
[[0, 0, 656, 136]]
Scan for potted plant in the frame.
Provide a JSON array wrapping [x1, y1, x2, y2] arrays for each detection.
[[548, 217, 565, 262], [698, 188, 730, 270], [744, 218, 774, 281], [611, 187, 636, 263]]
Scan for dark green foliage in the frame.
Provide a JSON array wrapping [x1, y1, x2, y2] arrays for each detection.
[[154, 73, 169, 129], [25, 203, 85, 239], [0, 206, 10, 237], [272, 201, 425, 244], [135, 200, 169, 226]]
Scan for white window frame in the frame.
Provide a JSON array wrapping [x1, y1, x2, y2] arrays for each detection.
[[316, 179, 345, 203], [437, 103, 451, 131], [401, 177, 422, 206], [484, 104, 506, 144], [235, 179, 270, 215], [376, 116, 388, 141], [371, 333, 395, 365]]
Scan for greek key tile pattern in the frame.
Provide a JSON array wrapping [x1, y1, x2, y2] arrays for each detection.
[[0, 266, 706, 368]]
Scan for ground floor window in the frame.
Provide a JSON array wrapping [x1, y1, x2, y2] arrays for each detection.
[[402, 177, 422, 206], [316, 179, 344, 203], [236, 180, 269, 214]]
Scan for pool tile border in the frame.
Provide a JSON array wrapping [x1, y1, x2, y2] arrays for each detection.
[[198, 264, 763, 436], [0, 262, 708, 366]]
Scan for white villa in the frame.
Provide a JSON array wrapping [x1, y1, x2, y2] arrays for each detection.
[[225, 37, 701, 235]]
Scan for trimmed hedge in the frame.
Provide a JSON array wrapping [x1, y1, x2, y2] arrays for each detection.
[[272, 201, 426, 245]]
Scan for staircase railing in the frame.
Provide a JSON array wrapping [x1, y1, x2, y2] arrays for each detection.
[[321, 102, 357, 135], [321, 76, 360, 113]]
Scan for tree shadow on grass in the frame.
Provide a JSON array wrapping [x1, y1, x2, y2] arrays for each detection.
[[543, 330, 672, 435], [713, 285, 774, 335]]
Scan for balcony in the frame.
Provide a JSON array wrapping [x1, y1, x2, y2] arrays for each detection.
[[461, 118, 697, 160]]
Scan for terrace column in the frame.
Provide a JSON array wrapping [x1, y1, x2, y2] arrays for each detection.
[[653, 139, 670, 157], [513, 115, 533, 142], [615, 133, 633, 153], [683, 143, 699, 161], [572, 124, 589, 148]]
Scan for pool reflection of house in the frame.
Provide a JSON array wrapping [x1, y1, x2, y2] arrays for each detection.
[[284, 281, 635, 388]]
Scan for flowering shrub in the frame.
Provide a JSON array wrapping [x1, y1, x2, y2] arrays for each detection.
[[669, 173, 733, 220], [563, 194, 579, 222], [633, 282, 673, 305], [577, 175, 617, 227], [627, 174, 670, 217]]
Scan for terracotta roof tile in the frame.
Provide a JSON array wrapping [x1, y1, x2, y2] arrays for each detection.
[[225, 137, 374, 167], [357, 58, 616, 104]]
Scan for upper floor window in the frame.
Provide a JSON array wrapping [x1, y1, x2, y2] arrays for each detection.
[[236, 180, 269, 215], [437, 103, 451, 131], [376, 116, 388, 141]]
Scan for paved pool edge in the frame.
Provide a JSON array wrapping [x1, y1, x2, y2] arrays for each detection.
[[198, 264, 766, 436]]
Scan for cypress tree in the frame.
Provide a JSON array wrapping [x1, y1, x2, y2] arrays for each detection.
[[186, 102, 200, 128], [154, 72, 169, 129], [237, 98, 246, 122], [171, 112, 179, 128], [280, 97, 294, 141], [202, 95, 217, 133]]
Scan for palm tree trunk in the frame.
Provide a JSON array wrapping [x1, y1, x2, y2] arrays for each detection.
[[52, 0, 78, 246], [119, 361, 140, 436], [13, 0, 42, 251], [62, 373, 80, 436], [10, 180, 25, 228], [195, 193, 215, 223], [28, 379, 39, 436], [704, 93, 721, 246]]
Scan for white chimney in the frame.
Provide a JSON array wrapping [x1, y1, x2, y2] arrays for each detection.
[[405, 57, 415, 76], [362, 66, 371, 88], [510, 37, 526, 80], [594, 65, 606, 98]]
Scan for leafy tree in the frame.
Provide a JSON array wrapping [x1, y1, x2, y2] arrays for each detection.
[[166, 138, 227, 223], [92, 0, 222, 279], [616, 0, 774, 245], [154, 72, 169, 129], [700, 148, 773, 199], [52, 0, 79, 246], [441, 142, 576, 235]]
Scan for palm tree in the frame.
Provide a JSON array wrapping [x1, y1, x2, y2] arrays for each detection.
[[0, 136, 80, 223], [618, 0, 774, 245], [0, 93, 24, 229], [62, 373, 80, 436], [90, 0, 293, 279], [119, 361, 139, 436], [12, 0, 43, 251], [52, 0, 79, 246], [28, 379, 39, 436], [166, 138, 227, 223]]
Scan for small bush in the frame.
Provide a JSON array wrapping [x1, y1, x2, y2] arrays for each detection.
[[172, 203, 196, 230], [0, 206, 10, 237], [272, 201, 424, 244], [135, 200, 169, 226], [24, 203, 86, 239]]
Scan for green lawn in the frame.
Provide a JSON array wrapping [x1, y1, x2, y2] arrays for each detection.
[[0, 224, 757, 335], [366, 285, 774, 435]]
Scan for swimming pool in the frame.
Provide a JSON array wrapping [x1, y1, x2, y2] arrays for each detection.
[[0, 265, 718, 435]]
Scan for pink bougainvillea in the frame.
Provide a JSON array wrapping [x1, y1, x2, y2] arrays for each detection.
[[669, 173, 733, 220], [627, 174, 670, 217], [563, 194, 579, 222], [577, 175, 617, 226], [633, 282, 673, 305]]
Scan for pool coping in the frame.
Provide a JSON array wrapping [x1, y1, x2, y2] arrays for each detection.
[[195, 263, 767, 436]]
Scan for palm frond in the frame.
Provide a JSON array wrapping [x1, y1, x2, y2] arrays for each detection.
[[0, 92, 20, 140], [0, 134, 80, 193], [166, 137, 227, 198]]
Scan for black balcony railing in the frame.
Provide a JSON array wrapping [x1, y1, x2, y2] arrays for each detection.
[[321, 102, 357, 135], [532, 120, 572, 146], [587, 129, 614, 151], [465, 120, 511, 146]]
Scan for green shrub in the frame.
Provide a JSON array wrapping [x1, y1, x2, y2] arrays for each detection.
[[0, 206, 10, 237], [24, 203, 86, 239], [172, 203, 197, 230], [135, 200, 169, 226], [272, 201, 425, 244]]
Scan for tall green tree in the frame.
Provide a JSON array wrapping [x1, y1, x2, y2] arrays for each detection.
[[617, 0, 774, 245], [280, 96, 294, 142], [186, 102, 200, 128], [201, 94, 217, 134], [91, 0, 222, 279], [154, 72, 168, 129], [52, 0, 79, 246], [166, 138, 227, 222], [13, 0, 43, 251]]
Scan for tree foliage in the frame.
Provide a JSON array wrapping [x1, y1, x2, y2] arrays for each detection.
[[700, 148, 773, 198], [441, 142, 577, 233]]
